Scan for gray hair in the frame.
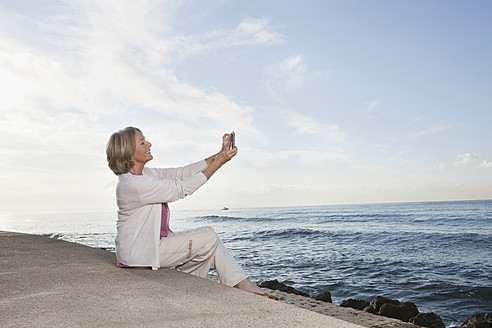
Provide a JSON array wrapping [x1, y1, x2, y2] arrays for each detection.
[[106, 126, 141, 175]]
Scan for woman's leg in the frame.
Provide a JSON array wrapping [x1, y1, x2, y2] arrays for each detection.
[[159, 226, 248, 287], [236, 278, 266, 294], [211, 240, 270, 294], [160, 226, 219, 278]]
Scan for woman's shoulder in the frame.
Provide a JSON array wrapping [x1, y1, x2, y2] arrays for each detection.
[[117, 172, 158, 197], [142, 167, 159, 177], [118, 170, 157, 182]]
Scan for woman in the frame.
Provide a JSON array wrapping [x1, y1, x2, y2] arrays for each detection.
[[106, 126, 276, 298]]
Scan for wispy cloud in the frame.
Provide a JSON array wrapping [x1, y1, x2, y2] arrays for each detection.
[[279, 109, 346, 146], [366, 101, 379, 111], [0, 0, 270, 212], [0, 1, 261, 133], [437, 163, 448, 170], [243, 148, 353, 169], [263, 54, 327, 98], [364, 100, 385, 118], [408, 116, 424, 125], [411, 124, 454, 139], [176, 17, 283, 55]]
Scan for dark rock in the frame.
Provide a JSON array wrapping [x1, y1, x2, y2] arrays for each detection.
[[409, 312, 445, 328], [258, 279, 310, 297], [340, 299, 370, 310], [364, 296, 419, 322], [460, 313, 492, 328], [379, 301, 402, 319], [384, 301, 419, 322], [364, 296, 400, 314], [312, 291, 332, 303]]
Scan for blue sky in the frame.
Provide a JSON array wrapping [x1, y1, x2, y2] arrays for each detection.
[[0, 0, 491, 214]]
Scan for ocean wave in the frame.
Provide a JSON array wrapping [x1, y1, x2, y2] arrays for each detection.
[[193, 215, 278, 223], [45, 232, 115, 250], [245, 229, 369, 243], [417, 285, 492, 320], [315, 213, 413, 223]]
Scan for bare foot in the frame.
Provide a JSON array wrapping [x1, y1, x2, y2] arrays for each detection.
[[235, 278, 265, 294]]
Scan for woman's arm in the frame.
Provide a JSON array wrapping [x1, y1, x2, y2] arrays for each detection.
[[152, 133, 234, 180], [202, 133, 235, 178], [120, 173, 207, 206], [204, 132, 234, 167], [120, 133, 237, 206], [124, 147, 237, 205], [202, 147, 237, 179], [150, 160, 207, 180]]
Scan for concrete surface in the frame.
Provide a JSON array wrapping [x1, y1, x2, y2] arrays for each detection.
[[0, 231, 418, 327]]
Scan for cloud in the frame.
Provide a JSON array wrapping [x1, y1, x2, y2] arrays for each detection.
[[454, 153, 492, 169], [176, 17, 283, 55], [0, 0, 272, 212], [409, 116, 424, 125], [437, 163, 448, 170], [411, 125, 454, 139], [479, 160, 492, 168], [263, 54, 327, 97], [279, 109, 346, 145], [243, 148, 353, 169], [0, 1, 262, 130], [366, 101, 379, 111], [364, 100, 385, 118], [455, 153, 480, 166]]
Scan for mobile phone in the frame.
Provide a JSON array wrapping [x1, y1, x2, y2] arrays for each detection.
[[230, 132, 235, 149]]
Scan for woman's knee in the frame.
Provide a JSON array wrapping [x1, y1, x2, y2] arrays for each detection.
[[197, 225, 216, 235], [190, 226, 219, 249], [204, 227, 220, 244], [199, 225, 215, 232]]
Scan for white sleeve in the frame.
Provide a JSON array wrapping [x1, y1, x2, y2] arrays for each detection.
[[146, 159, 208, 180], [134, 172, 208, 204]]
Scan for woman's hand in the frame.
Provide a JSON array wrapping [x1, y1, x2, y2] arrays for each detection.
[[215, 147, 238, 166], [221, 132, 235, 152], [203, 139, 238, 179]]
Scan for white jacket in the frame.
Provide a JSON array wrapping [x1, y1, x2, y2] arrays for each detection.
[[115, 160, 208, 269]]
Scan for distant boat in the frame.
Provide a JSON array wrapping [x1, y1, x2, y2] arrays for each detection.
[[222, 207, 229, 210]]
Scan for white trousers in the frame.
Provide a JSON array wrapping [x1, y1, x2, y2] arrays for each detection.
[[159, 226, 247, 287]]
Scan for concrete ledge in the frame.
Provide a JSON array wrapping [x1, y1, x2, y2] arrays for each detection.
[[0, 231, 418, 327]]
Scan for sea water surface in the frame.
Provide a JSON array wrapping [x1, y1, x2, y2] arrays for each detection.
[[1, 200, 491, 327]]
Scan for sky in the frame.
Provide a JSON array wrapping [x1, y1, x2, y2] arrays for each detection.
[[0, 0, 491, 214]]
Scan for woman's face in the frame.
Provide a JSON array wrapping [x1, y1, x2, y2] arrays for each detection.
[[132, 130, 153, 166]]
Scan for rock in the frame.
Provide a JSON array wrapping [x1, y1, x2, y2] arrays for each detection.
[[340, 299, 370, 310], [409, 312, 445, 328], [379, 301, 403, 319], [460, 313, 492, 328], [383, 301, 419, 322], [312, 291, 332, 303], [364, 296, 400, 314], [364, 296, 419, 322], [258, 279, 310, 297]]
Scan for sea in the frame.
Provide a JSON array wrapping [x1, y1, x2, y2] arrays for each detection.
[[1, 200, 490, 327]]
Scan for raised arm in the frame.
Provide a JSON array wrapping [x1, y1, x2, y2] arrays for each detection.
[[203, 132, 237, 179], [204, 132, 234, 166]]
